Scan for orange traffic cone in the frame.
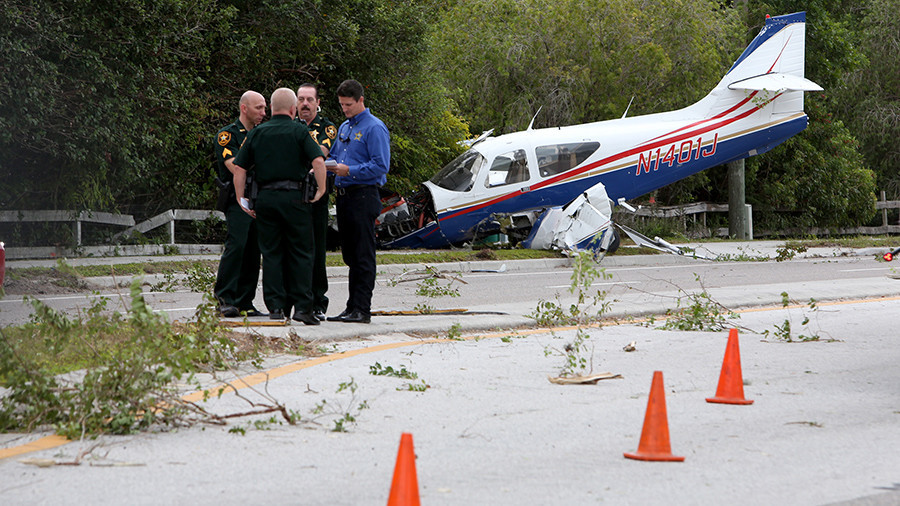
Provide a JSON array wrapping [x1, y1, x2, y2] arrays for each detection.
[[387, 432, 420, 506], [706, 328, 754, 405], [624, 370, 685, 462]]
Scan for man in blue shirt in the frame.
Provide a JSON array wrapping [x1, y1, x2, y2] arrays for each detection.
[[326, 79, 390, 324]]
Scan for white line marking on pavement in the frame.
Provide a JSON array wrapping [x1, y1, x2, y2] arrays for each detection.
[[547, 281, 641, 289]]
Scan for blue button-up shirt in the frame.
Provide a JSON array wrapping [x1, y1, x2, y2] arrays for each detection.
[[330, 108, 390, 188]]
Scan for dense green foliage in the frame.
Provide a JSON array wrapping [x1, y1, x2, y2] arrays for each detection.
[[0, 0, 468, 216], [747, 96, 877, 229], [0, 0, 894, 230], [832, 0, 900, 198], [0, 0, 224, 213], [431, 0, 742, 133]]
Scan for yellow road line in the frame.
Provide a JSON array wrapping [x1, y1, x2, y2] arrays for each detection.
[[4, 294, 898, 461], [0, 435, 69, 460]]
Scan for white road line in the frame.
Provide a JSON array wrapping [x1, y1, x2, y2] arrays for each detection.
[[153, 307, 198, 314], [607, 264, 717, 273], [547, 281, 641, 289], [464, 264, 701, 279], [0, 289, 193, 304]]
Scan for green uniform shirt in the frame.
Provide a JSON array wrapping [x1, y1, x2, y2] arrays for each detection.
[[234, 115, 324, 184], [215, 118, 251, 184], [298, 114, 337, 152]]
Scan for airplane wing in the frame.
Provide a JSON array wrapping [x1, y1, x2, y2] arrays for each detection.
[[615, 223, 716, 260], [727, 72, 823, 93]]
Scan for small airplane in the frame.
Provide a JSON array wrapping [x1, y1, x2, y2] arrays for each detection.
[[374, 12, 822, 255]]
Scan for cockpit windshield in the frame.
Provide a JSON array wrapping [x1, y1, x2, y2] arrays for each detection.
[[429, 149, 485, 192]]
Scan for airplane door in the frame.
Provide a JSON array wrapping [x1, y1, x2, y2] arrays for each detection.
[[484, 149, 531, 188]]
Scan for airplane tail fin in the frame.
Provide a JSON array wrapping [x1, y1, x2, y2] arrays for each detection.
[[695, 12, 821, 117]]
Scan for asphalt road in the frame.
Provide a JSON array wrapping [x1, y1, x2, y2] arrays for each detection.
[[1, 241, 897, 336], [1, 242, 899, 505]]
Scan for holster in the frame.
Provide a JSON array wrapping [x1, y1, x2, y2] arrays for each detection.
[[302, 172, 318, 203], [247, 174, 258, 207], [215, 177, 234, 213]]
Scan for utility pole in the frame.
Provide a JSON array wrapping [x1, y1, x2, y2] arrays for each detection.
[[727, 159, 749, 239], [728, 0, 751, 239]]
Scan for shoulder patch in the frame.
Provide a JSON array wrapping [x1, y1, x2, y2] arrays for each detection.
[[326, 125, 337, 140], [217, 131, 231, 146]]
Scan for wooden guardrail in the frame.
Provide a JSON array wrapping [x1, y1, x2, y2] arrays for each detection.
[[111, 209, 224, 244], [0, 210, 135, 246], [630, 193, 900, 237], [0, 209, 223, 246]]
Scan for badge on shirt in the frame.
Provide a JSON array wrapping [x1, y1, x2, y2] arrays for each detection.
[[218, 132, 231, 146], [326, 125, 337, 140]]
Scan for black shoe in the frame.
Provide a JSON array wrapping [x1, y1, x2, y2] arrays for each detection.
[[314, 311, 326, 321], [326, 309, 353, 322], [240, 308, 265, 317], [341, 310, 371, 324], [292, 312, 321, 326], [269, 309, 286, 320], [218, 304, 240, 318]]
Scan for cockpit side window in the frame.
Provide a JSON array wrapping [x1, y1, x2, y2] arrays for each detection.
[[536, 142, 600, 177], [485, 149, 530, 188], [429, 149, 485, 192]]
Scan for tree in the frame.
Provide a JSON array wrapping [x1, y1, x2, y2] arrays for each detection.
[[747, 97, 876, 229], [832, 0, 900, 198], [429, 0, 742, 134], [0, 0, 225, 214], [0, 0, 468, 219], [203, 0, 469, 195]]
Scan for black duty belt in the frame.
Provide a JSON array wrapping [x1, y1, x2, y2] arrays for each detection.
[[259, 180, 302, 191], [335, 184, 374, 196]]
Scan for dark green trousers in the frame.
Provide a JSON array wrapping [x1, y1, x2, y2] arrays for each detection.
[[311, 195, 329, 313], [255, 189, 315, 314], [214, 202, 260, 309]]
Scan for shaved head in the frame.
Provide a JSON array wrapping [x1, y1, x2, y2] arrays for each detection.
[[271, 88, 297, 116], [238, 90, 267, 128], [240, 90, 264, 106]]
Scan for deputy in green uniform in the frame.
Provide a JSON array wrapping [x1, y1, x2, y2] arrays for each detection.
[[232, 88, 327, 324], [213, 91, 267, 317], [296, 83, 338, 320]]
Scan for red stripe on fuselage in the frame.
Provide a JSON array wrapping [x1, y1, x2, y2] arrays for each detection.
[[643, 91, 758, 145]]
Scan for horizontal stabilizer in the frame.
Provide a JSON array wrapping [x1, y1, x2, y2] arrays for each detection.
[[728, 72, 823, 93]]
